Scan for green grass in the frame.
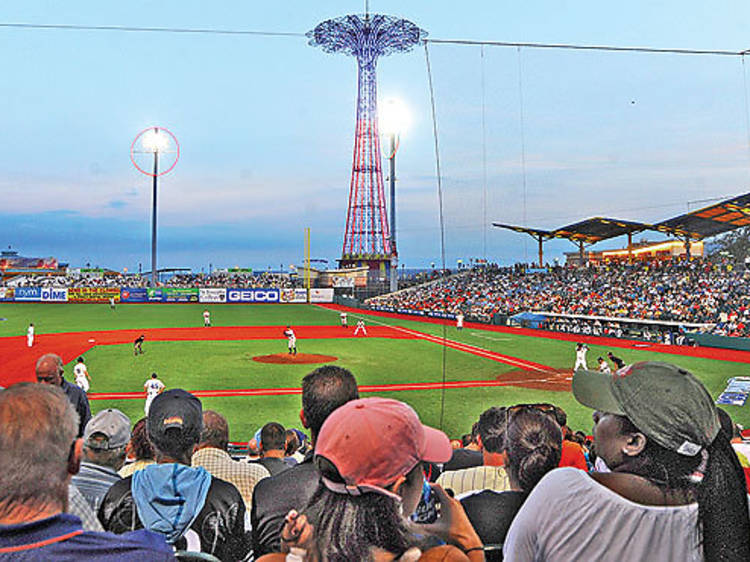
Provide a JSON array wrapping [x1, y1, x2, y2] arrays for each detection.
[[2, 302, 749, 440]]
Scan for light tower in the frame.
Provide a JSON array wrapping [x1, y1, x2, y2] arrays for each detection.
[[307, 13, 426, 280]]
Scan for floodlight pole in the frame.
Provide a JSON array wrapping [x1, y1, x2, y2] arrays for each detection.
[[389, 132, 398, 292], [151, 148, 159, 287]]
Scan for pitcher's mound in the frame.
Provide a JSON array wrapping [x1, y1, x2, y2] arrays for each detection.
[[252, 353, 338, 365]]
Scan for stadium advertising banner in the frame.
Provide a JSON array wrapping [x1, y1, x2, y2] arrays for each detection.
[[68, 287, 120, 303], [279, 288, 308, 303], [40, 287, 68, 302], [199, 288, 227, 303], [148, 288, 199, 303], [14, 287, 42, 301], [120, 288, 149, 303], [226, 288, 280, 303], [309, 288, 334, 303], [0, 287, 13, 301]]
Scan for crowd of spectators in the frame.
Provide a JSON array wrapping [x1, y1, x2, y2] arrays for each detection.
[[369, 259, 750, 336], [3, 353, 750, 560]]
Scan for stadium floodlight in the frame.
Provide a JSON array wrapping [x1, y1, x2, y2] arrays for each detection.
[[130, 126, 180, 287], [379, 97, 409, 138], [380, 97, 409, 292]]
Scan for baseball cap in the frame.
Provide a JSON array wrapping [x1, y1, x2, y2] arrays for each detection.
[[83, 408, 131, 450], [314, 397, 452, 499], [147, 389, 203, 450], [573, 361, 720, 456]]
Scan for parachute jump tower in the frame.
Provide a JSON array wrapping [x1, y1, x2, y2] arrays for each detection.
[[307, 13, 426, 277]]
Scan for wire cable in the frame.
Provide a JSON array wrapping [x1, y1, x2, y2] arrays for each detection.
[[424, 41, 449, 431], [0, 22, 305, 37]]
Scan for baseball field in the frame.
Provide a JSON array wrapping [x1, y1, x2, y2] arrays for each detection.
[[1, 302, 749, 440]]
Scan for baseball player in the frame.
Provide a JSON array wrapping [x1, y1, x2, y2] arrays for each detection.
[[143, 372, 165, 415], [354, 319, 367, 336], [340, 311, 348, 328], [73, 357, 92, 392], [456, 312, 464, 331], [284, 326, 297, 355], [203, 309, 211, 327], [27, 323, 34, 348], [574, 343, 589, 371], [597, 356, 612, 374], [134, 334, 145, 356], [109, 296, 116, 311]]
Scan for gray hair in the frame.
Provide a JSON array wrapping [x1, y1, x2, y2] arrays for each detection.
[[0, 383, 79, 516]]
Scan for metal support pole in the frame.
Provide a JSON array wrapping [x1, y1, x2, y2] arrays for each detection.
[[537, 236, 543, 268], [305, 228, 311, 303], [579, 241, 585, 266], [389, 133, 398, 293], [628, 232, 633, 264], [685, 237, 692, 259], [150, 150, 159, 287]]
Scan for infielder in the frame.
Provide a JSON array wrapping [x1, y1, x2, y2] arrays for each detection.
[[340, 311, 348, 328], [144, 372, 165, 415], [73, 357, 92, 392], [597, 356, 612, 374], [284, 326, 297, 355], [456, 312, 464, 331], [354, 319, 367, 336], [203, 309, 211, 327], [574, 343, 589, 371], [27, 323, 34, 348], [109, 296, 116, 311]]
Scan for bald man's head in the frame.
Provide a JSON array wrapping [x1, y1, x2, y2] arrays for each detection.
[[199, 410, 229, 451], [36, 354, 64, 386]]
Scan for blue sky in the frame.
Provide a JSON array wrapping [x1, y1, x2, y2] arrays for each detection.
[[3, 1, 750, 271]]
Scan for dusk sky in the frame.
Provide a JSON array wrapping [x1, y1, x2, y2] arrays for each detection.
[[3, 1, 750, 272]]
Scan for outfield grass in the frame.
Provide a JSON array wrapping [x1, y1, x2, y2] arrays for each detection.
[[2, 302, 749, 440]]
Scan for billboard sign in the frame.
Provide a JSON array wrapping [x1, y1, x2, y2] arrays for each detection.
[[40, 287, 68, 302], [120, 288, 149, 303], [157, 288, 199, 303], [14, 287, 42, 301], [226, 288, 280, 303], [199, 288, 227, 303], [279, 288, 308, 303], [68, 287, 120, 303], [309, 288, 334, 303]]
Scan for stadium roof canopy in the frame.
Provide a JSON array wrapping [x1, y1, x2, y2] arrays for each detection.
[[551, 217, 651, 244], [655, 192, 750, 240], [491, 223, 556, 240]]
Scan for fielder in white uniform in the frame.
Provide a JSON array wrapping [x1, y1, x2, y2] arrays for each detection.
[[27, 323, 34, 347], [574, 343, 589, 371], [203, 309, 211, 327], [340, 312, 348, 328], [354, 319, 367, 336], [144, 373, 165, 415], [284, 326, 297, 355], [73, 357, 91, 392], [597, 356, 612, 374], [456, 312, 464, 331]]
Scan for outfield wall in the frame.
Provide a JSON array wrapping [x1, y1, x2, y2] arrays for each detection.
[[0, 287, 334, 304]]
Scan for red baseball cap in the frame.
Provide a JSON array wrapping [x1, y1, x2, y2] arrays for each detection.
[[315, 397, 452, 499]]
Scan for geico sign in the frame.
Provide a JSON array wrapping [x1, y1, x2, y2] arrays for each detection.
[[227, 289, 279, 303]]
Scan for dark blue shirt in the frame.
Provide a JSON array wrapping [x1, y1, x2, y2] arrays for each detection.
[[0, 513, 174, 561], [61, 378, 91, 437]]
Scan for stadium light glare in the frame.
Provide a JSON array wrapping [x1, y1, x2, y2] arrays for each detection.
[[141, 128, 170, 153], [379, 97, 409, 137]]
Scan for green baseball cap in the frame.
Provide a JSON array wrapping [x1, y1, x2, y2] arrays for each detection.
[[572, 361, 720, 456]]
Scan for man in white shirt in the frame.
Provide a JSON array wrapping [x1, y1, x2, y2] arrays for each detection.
[[27, 323, 35, 347], [456, 312, 465, 331], [143, 373, 165, 415], [340, 311, 348, 328], [283, 327, 297, 355], [573, 343, 588, 371], [354, 319, 367, 336], [597, 356, 611, 374], [74, 357, 92, 392], [203, 309, 211, 327]]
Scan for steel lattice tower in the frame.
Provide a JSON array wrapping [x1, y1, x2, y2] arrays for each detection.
[[308, 14, 426, 265]]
